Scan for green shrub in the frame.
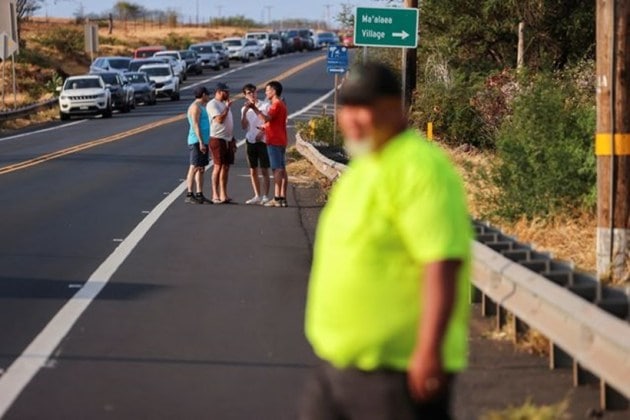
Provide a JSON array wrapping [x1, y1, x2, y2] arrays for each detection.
[[34, 27, 84, 56], [411, 71, 493, 149], [163, 32, 192, 50], [297, 116, 342, 147], [486, 73, 596, 219]]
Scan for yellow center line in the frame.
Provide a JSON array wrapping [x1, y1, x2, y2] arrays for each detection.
[[0, 55, 325, 177]]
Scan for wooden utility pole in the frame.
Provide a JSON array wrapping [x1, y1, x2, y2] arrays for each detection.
[[402, 0, 418, 110], [596, 0, 630, 283], [517, 21, 525, 69]]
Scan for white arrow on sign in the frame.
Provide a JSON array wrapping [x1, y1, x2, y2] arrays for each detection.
[[392, 30, 410, 40]]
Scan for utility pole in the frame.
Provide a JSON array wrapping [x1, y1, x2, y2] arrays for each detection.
[[402, 0, 418, 111], [195, 0, 199, 27], [324, 4, 332, 29], [596, 0, 630, 284], [517, 21, 525, 70], [265, 5, 273, 26]]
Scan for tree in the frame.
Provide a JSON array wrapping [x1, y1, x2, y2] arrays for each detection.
[[336, 3, 354, 32], [113, 1, 144, 21], [16, 0, 41, 21]]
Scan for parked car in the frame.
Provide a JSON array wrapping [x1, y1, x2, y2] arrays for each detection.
[[223, 37, 246, 60], [269, 32, 284, 54], [283, 29, 303, 52], [189, 43, 221, 70], [342, 34, 355, 48], [129, 58, 165, 72], [240, 39, 264, 62], [93, 71, 134, 113], [124, 71, 156, 105], [245, 31, 275, 57], [134, 45, 166, 59], [298, 29, 315, 50], [153, 56, 185, 83], [90, 56, 132, 74], [210, 42, 230, 68], [180, 50, 203, 75], [58, 75, 112, 120], [154, 51, 188, 81], [314, 32, 338, 48], [139, 64, 180, 101]]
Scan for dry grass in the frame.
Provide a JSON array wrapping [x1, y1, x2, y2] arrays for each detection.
[[443, 145, 596, 275], [0, 107, 59, 131], [286, 146, 331, 194], [482, 398, 571, 420]]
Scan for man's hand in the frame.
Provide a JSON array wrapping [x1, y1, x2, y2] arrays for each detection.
[[407, 349, 448, 402], [199, 143, 207, 153], [226, 99, 233, 108], [255, 131, 264, 142]]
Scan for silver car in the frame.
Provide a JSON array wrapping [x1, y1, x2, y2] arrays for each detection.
[[190, 43, 221, 70], [90, 56, 132, 74]]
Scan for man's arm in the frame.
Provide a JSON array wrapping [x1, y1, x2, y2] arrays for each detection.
[[251, 102, 272, 123], [241, 107, 249, 130], [407, 259, 460, 402]]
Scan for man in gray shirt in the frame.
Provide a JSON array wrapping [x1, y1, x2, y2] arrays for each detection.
[[207, 82, 235, 203]]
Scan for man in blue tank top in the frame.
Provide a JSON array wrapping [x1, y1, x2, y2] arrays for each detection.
[[185, 86, 212, 204]]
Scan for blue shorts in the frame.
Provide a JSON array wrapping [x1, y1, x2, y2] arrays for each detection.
[[268, 145, 286, 170]]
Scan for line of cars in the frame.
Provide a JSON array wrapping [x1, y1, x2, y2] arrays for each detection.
[[57, 29, 341, 120]]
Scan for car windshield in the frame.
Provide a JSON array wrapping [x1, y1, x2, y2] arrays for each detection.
[[100, 74, 119, 85], [245, 41, 257, 46], [319, 32, 334, 38], [191, 45, 214, 54], [136, 50, 159, 58], [298, 30, 310, 37], [212, 43, 225, 51], [142, 67, 171, 77], [287, 30, 298, 37], [223, 40, 242, 46], [156, 53, 178, 60], [125, 73, 147, 83], [180, 51, 192, 59], [129, 60, 161, 71], [108, 58, 131, 69], [64, 78, 101, 90], [247, 34, 266, 40]]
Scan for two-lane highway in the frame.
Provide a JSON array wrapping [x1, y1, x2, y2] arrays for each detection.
[[0, 50, 333, 418]]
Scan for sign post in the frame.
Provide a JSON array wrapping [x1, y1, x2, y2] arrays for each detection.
[[84, 23, 99, 62], [327, 46, 349, 146]]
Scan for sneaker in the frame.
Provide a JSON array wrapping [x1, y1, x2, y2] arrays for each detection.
[[260, 195, 271, 205], [195, 194, 213, 204], [264, 198, 282, 208], [185, 193, 196, 204], [280, 199, 288, 208], [246, 196, 261, 205]]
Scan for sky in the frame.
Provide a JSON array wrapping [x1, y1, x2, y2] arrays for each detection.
[[38, 0, 399, 24]]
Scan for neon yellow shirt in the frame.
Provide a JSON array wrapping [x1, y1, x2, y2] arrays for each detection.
[[305, 130, 472, 372]]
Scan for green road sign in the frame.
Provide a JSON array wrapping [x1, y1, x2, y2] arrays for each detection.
[[354, 7, 419, 48]]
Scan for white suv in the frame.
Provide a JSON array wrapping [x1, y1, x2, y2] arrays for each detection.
[[154, 51, 187, 81], [245, 31, 275, 56], [58, 75, 112, 120], [139, 64, 180, 101]]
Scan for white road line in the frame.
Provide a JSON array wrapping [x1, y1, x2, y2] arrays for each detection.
[[0, 90, 328, 418], [0, 120, 87, 143], [288, 88, 335, 120]]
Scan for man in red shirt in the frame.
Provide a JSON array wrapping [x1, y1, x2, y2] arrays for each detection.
[[249, 80, 288, 207]]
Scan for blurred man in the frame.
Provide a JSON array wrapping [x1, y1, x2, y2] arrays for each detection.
[[207, 82, 235, 204], [301, 63, 472, 420], [241, 83, 271, 205], [184, 85, 212, 204], [249, 81, 288, 208]]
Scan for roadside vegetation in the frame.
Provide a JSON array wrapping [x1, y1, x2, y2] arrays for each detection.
[[361, 0, 600, 279]]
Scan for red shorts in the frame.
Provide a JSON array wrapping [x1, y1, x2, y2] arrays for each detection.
[[210, 137, 235, 165]]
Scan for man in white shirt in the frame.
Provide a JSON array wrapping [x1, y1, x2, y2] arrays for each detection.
[[207, 82, 235, 204], [241, 83, 271, 205]]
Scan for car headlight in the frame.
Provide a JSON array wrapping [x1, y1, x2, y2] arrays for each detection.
[[97, 92, 106, 98], [60, 95, 67, 100]]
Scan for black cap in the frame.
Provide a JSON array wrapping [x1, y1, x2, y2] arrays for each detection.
[[216, 82, 230, 92], [339, 62, 401, 106], [193, 85, 210, 98]]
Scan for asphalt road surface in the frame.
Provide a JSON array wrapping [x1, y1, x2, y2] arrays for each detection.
[[0, 51, 333, 419]]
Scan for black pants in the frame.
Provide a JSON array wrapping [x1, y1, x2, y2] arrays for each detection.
[[299, 362, 453, 420]]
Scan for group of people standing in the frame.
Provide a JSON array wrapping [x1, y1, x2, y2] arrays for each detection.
[[184, 80, 288, 207]]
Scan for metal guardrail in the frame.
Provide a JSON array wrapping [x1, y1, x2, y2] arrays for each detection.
[[0, 98, 57, 122], [295, 133, 630, 411]]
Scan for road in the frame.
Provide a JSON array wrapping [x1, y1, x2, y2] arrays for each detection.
[[0, 51, 333, 419]]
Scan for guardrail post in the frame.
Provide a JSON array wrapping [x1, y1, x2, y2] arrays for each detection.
[[496, 305, 508, 331], [601, 381, 629, 411], [511, 316, 528, 344], [549, 342, 572, 369], [470, 285, 482, 304]]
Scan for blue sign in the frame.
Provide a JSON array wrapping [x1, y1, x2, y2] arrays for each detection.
[[327, 46, 349, 74]]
